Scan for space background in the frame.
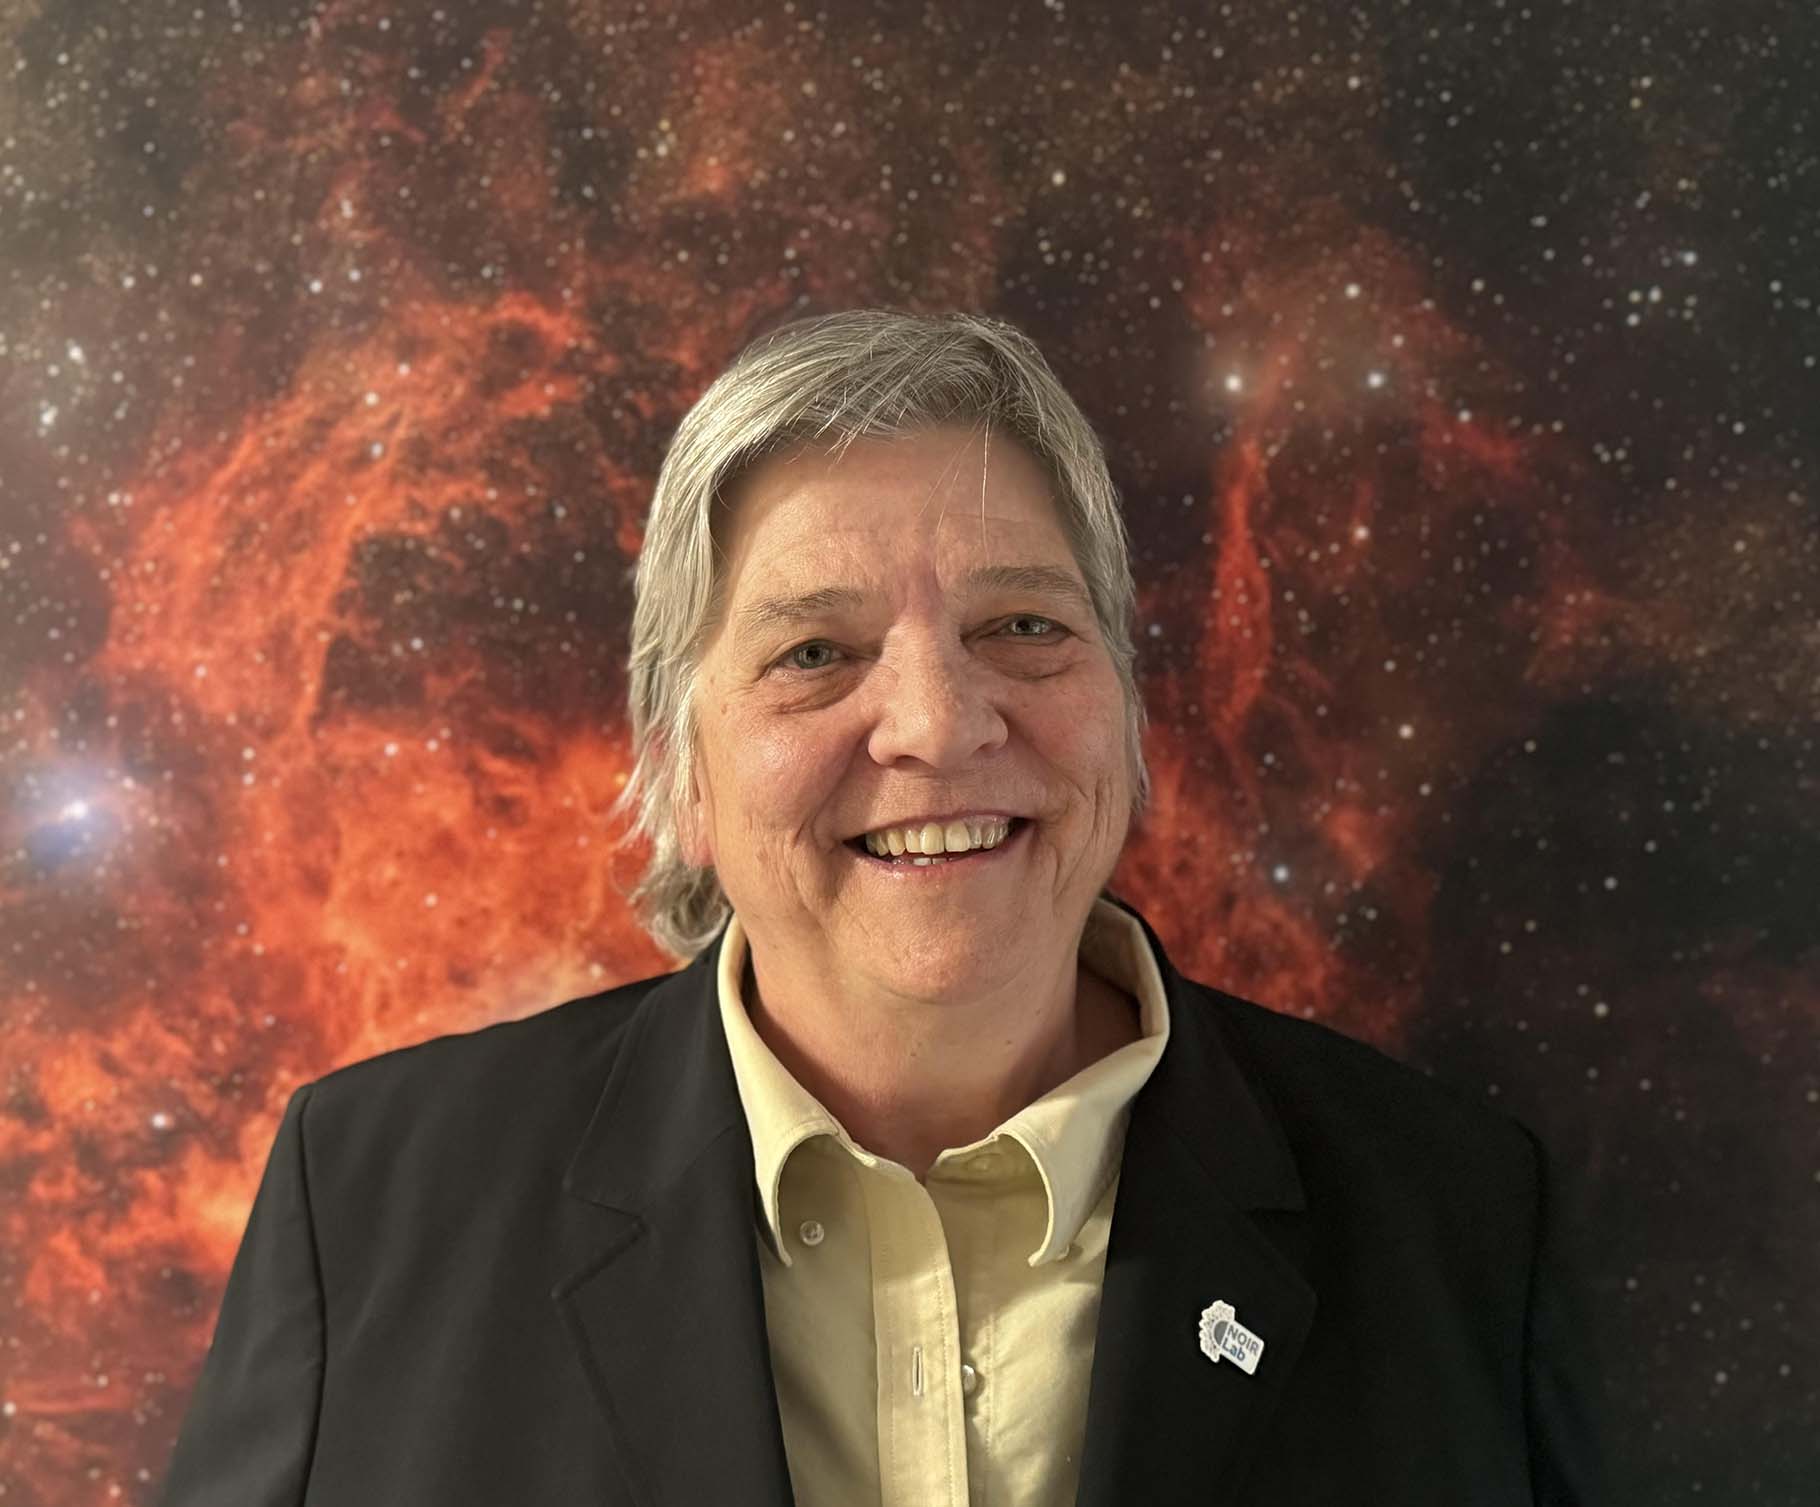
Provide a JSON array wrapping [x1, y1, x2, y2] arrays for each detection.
[[0, 0, 1813, 1500]]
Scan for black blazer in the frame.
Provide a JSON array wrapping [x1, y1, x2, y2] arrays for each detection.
[[156, 896, 1612, 1505]]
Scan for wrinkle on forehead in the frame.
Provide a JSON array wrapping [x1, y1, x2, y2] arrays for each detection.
[[727, 560, 1095, 660], [711, 418, 1073, 641], [913, 417, 994, 567]]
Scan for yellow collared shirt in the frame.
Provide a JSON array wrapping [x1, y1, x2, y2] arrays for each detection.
[[716, 896, 1172, 1507]]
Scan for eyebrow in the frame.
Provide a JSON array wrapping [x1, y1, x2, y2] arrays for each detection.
[[731, 563, 1095, 649]]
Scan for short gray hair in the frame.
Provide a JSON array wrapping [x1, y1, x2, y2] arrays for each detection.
[[608, 307, 1151, 962]]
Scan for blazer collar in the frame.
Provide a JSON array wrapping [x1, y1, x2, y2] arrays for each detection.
[[556, 894, 1315, 1505]]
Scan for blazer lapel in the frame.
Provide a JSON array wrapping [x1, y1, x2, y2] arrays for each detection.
[[554, 935, 797, 1506], [1073, 897, 1318, 1505], [553, 899, 1317, 1507]]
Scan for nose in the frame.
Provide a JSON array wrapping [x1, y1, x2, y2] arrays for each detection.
[[863, 633, 1008, 770]]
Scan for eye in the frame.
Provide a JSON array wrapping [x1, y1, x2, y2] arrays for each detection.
[[1003, 614, 1063, 639], [777, 641, 842, 673], [768, 618, 1062, 677]]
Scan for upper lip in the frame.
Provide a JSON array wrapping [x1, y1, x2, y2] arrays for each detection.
[[847, 811, 1024, 840]]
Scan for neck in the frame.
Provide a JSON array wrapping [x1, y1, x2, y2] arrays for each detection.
[[740, 940, 1139, 1183]]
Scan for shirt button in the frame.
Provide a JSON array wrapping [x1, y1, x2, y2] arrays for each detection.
[[971, 1152, 1001, 1176], [960, 1363, 978, 1396], [798, 1219, 825, 1246]]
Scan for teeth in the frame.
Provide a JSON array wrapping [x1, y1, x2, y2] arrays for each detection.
[[863, 816, 1012, 859]]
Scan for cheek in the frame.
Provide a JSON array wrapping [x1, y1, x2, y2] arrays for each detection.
[[1034, 681, 1126, 770], [723, 712, 845, 823]]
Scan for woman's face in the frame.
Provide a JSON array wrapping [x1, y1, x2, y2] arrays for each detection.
[[681, 423, 1134, 1000]]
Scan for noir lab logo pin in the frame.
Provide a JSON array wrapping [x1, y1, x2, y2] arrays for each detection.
[[1198, 1299, 1265, 1376]]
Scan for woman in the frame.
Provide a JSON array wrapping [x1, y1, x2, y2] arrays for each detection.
[[157, 308, 1610, 1505]]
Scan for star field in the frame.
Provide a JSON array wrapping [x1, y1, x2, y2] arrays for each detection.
[[0, 0, 1813, 1499]]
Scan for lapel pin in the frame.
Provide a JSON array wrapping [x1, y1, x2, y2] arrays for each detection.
[[1199, 1299, 1265, 1375]]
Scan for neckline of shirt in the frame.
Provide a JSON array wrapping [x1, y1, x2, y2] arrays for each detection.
[[714, 897, 1173, 1268]]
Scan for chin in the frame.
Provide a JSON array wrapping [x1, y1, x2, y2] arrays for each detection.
[[863, 921, 1016, 980]]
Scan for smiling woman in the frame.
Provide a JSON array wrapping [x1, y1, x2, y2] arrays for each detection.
[[607, 308, 1153, 964], [156, 308, 1613, 1507], [670, 417, 1139, 1050]]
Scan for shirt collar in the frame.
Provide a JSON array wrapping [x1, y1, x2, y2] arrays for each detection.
[[715, 896, 1171, 1270]]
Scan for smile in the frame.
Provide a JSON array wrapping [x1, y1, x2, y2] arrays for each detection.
[[844, 817, 1031, 877]]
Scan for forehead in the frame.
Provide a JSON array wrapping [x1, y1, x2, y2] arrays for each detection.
[[717, 423, 1070, 575]]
